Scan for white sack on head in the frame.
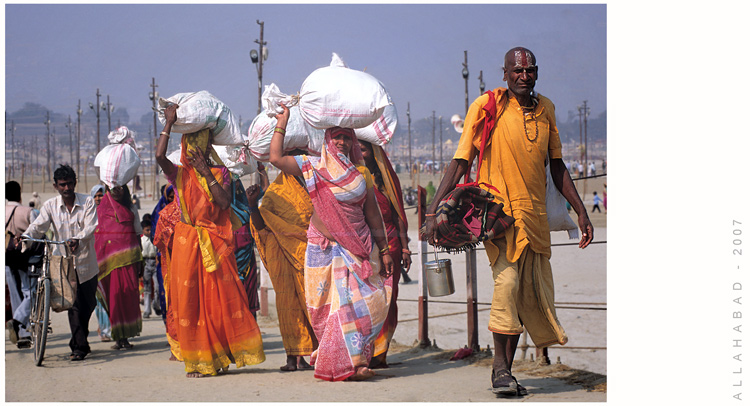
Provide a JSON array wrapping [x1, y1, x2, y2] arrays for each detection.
[[95, 127, 141, 188], [107, 126, 137, 148], [298, 53, 392, 130], [246, 106, 324, 161], [354, 103, 397, 146], [545, 158, 579, 239], [156, 91, 243, 146]]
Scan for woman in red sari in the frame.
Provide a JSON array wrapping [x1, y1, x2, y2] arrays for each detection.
[[155, 103, 265, 378], [358, 140, 411, 368], [153, 198, 181, 361], [95, 184, 143, 351]]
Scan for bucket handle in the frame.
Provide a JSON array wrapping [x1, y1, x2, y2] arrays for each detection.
[[433, 245, 440, 263]]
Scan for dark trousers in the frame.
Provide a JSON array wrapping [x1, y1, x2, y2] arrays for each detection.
[[68, 275, 98, 355]]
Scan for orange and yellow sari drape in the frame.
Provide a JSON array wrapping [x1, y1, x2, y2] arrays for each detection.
[[169, 135, 265, 375]]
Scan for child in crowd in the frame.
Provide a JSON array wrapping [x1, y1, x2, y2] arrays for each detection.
[[140, 220, 158, 318]]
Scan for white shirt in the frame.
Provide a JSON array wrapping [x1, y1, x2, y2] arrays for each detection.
[[141, 234, 157, 259], [23, 193, 99, 283]]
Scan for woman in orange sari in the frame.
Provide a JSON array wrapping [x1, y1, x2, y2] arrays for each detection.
[[155, 104, 265, 377]]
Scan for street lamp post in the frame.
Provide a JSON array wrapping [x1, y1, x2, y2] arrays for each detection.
[[462, 50, 469, 114], [65, 115, 73, 165], [431, 111, 436, 174], [407, 102, 412, 188], [250, 20, 267, 115], [9, 120, 15, 178], [105, 95, 113, 133], [439, 115, 443, 174], [44, 111, 51, 181], [76, 100, 82, 178], [149, 78, 160, 199], [90, 88, 102, 152]]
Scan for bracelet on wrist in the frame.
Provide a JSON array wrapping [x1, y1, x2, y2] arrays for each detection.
[[379, 246, 390, 254], [425, 213, 436, 217], [208, 179, 219, 187], [160, 131, 170, 137], [274, 127, 286, 135], [402, 248, 411, 254]]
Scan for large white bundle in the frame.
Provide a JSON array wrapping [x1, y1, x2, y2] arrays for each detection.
[[157, 91, 243, 146], [545, 160, 579, 239], [95, 126, 141, 188], [298, 53, 391, 130], [354, 103, 397, 146], [167, 146, 258, 178], [246, 105, 324, 161]]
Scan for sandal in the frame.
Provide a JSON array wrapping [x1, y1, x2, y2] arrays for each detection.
[[279, 364, 297, 372], [491, 369, 518, 395], [70, 352, 86, 361]]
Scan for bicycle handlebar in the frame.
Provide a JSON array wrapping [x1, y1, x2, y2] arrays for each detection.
[[20, 236, 68, 245]]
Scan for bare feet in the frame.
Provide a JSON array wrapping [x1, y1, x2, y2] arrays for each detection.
[[186, 372, 210, 378], [297, 356, 314, 370], [347, 366, 375, 381], [280, 355, 297, 371]]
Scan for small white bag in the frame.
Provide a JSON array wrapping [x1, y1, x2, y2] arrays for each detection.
[[94, 126, 141, 188], [246, 105, 324, 161], [545, 159, 579, 239], [298, 53, 392, 130], [157, 91, 243, 146]]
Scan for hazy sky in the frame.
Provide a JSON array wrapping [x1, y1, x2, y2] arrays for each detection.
[[4, 3, 606, 125]]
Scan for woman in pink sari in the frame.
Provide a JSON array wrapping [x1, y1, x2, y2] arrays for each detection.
[[95, 184, 143, 350], [270, 105, 394, 382]]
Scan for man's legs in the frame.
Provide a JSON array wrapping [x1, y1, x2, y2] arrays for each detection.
[[14, 267, 36, 341], [68, 276, 98, 358], [142, 261, 155, 318]]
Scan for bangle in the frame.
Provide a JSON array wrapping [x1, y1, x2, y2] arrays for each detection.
[[402, 248, 411, 254], [379, 246, 389, 254], [208, 179, 219, 187], [425, 213, 436, 217], [274, 127, 286, 135], [160, 131, 169, 137]]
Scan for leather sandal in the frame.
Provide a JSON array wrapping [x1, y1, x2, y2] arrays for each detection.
[[491, 369, 518, 395]]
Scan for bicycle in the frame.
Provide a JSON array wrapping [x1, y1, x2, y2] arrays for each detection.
[[22, 236, 70, 367]]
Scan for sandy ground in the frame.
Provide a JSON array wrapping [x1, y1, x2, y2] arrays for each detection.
[[5, 173, 607, 402]]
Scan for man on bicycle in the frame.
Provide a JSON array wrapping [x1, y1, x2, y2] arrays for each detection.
[[22, 165, 99, 361]]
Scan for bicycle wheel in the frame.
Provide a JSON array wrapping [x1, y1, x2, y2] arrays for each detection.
[[33, 277, 51, 366]]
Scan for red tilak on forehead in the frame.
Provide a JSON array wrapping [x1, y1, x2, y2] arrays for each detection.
[[513, 50, 534, 68]]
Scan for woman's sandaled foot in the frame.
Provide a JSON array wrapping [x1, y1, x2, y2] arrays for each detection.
[[348, 366, 375, 381], [491, 369, 518, 395]]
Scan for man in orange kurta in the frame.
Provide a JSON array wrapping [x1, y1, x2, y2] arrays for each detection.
[[423, 47, 593, 396]]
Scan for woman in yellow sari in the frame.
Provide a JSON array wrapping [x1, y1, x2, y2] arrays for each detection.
[[155, 104, 265, 377]]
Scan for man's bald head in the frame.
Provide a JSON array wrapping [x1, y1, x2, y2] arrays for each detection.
[[503, 47, 536, 70]]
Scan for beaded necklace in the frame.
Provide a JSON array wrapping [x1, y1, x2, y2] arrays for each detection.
[[521, 104, 538, 142]]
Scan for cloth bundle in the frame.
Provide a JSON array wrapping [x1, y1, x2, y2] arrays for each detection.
[[298, 53, 392, 130], [94, 126, 141, 188], [545, 159, 579, 239], [246, 104, 324, 161], [431, 185, 515, 253], [157, 91, 243, 146], [167, 144, 257, 177]]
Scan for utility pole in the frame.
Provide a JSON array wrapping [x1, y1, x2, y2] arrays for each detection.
[[407, 102, 412, 188], [45, 111, 51, 181], [583, 100, 589, 175], [76, 100, 82, 177], [431, 111, 436, 174], [251, 20, 267, 115], [105, 94, 113, 133], [66, 115, 73, 165], [10, 119, 15, 179], [150, 77, 160, 199], [462, 51, 469, 114], [91, 88, 102, 152], [439, 116, 443, 174]]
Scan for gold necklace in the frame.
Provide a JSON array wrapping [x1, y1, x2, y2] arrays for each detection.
[[522, 106, 538, 142]]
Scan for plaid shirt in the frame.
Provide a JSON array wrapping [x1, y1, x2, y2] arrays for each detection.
[[23, 193, 99, 283]]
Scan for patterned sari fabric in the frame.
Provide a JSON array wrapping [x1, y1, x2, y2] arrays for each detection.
[[153, 200, 182, 359], [368, 144, 408, 360], [295, 128, 391, 381], [249, 172, 317, 357], [168, 132, 265, 375], [95, 193, 143, 341], [230, 179, 259, 314], [151, 184, 174, 324]]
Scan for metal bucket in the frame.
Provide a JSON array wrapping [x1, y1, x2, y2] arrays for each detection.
[[424, 246, 455, 297]]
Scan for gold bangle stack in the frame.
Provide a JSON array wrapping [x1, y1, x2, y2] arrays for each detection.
[[379, 246, 390, 255], [160, 131, 169, 137], [274, 127, 286, 135], [208, 179, 219, 187]]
